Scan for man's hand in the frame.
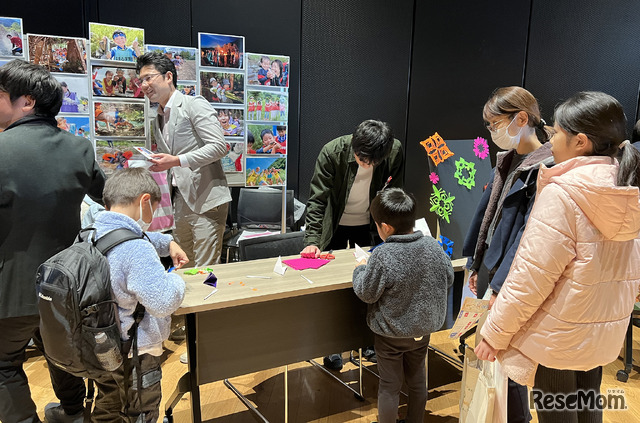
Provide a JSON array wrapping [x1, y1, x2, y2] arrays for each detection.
[[468, 270, 478, 295], [169, 241, 189, 269], [300, 245, 320, 258], [149, 153, 180, 172], [474, 339, 498, 362]]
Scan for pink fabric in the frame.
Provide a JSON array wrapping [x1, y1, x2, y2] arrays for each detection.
[[282, 258, 330, 270], [148, 171, 174, 232]]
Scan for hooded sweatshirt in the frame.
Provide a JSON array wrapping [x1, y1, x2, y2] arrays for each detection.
[[481, 156, 640, 386]]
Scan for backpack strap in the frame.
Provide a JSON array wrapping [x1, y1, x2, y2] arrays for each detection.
[[122, 302, 146, 415], [95, 228, 144, 255]]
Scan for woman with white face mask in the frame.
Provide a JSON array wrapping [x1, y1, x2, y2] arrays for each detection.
[[462, 86, 553, 423]]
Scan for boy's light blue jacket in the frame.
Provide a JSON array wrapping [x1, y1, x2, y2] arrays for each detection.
[[94, 211, 185, 356]]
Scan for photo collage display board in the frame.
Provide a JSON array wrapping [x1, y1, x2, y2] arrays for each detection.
[[195, 32, 246, 183], [243, 53, 290, 187], [88, 22, 147, 176]]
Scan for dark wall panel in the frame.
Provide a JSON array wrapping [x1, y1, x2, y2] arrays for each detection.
[[405, 0, 531, 229], [191, 0, 302, 193], [525, 0, 640, 134], [1, 0, 86, 38], [298, 0, 414, 203]]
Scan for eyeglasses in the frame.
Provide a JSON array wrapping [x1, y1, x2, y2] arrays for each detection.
[[485, 118, 509, 133], [140, 73, 163, 85]]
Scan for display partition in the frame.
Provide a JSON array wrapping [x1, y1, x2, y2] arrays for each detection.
[[88, 22, 146, 176], [197, 32, 247, 186], [244, 52, 291, 230], [24, 33, 93, 150]]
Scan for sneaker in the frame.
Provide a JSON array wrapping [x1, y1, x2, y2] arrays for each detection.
[[363, 347, 377, 363], [180, 352, 188, 364], [323, 353, 343, 371], [44, 403, 83, 423], [169, 326, 186, 342]]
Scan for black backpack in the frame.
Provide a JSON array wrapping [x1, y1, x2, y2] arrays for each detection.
[[36, 228, 146, 381]]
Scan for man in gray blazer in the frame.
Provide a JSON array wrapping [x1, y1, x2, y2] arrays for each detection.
[[137, 52, 231, 266], [0, 60, 105, 422]]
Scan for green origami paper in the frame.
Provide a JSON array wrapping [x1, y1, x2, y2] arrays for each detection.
[[429, 186, 455, 223], [454, 157, 476, 190]]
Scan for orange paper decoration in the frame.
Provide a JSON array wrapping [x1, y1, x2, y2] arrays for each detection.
[[420, 132, 454, 166]]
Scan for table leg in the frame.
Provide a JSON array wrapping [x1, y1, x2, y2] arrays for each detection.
[[186, 313, 202, 423]]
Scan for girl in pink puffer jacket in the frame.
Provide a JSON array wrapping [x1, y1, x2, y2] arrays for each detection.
[[476, 91, 640, 423]]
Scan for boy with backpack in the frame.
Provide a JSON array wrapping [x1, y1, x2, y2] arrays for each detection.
[[45, 168, 188, 422], [352, 188, 454, 423]]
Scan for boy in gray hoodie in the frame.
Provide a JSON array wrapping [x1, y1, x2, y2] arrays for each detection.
[[352, 188, 453, 423]]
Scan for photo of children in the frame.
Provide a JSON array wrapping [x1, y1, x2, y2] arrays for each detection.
[[56, 116, 91, 139], [247, 124, 287, 155], [91, 66, 144, 98], [93, 101, 145, 137], [200, 71, 244, 104], [52, 74, 89, 114], [95, 139, 146, 175], [89, 23, 144, 62], [146, 44, 197, 81], [247, 53, 290, 87], [246, 90, 288, 122], [215, 108, 244, 137], [27, 34, 87, 74], [177, 84, 196, 96], [245, 156, 286, 187], [0, 17, 23, 57], [220, 141, 244, 173], [199, 33, 244, 69]]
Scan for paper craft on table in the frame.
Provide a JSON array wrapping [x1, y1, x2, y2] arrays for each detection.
[[353, 244, 370, 262], [273, 256, 286, 275], [414, 218, 432, 237], [237, 230, 280, 243], [449, 297, 490, 339], [282, 257, 330, 271]]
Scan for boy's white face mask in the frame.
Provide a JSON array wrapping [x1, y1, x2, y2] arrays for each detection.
[[137, 198, 153, 232]]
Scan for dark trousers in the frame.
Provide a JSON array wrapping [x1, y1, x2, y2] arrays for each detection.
[[374, 333, 431, 423], [509, 377, 532, 423], [91, 354, 163, 423], [533, 364, 603, 423], [0, 315, 85, 423], [327, 224, 372, 250]]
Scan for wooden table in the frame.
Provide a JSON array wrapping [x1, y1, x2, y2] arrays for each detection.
[[165, 248, 375, 422], [165, 250, 468, 422]]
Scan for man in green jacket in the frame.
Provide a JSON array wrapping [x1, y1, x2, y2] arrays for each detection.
[[301, 120, 404, 258], [300, 120, 404, 370]]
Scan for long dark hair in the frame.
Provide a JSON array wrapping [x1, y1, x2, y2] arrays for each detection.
[[554, 91, 640, 187]]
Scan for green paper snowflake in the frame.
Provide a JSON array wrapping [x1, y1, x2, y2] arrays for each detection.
[[454, 157, 477, 190], [429, 186, 455, 223]]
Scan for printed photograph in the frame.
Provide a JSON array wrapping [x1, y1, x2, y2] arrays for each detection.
[[95, 139, 146, 175], [0, 59, 8, 67], [177, 84, 196, 96], [92, 65, 144, 98], [199, 33, 244, 69], [89, 23, 144, 63], [247, 90, 288, 122], [221, 141, 244, 173], [0, 17, 23, 57], [246, 53, 289, 87], [245, 156, 286, 187], [146, 44, 197, 81], [215, 108, 244, 137], [53, 74, 90, 114], [247, 124, 287, 155], [27, 34, 87, 74], [94, 101, 145, 138], [200, 71, 244, 104], [56, 116, 90, 139]]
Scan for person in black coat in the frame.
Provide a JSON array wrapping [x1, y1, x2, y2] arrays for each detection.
[[0, 60, 106, 423]]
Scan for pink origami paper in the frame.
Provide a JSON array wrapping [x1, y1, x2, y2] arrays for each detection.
[[282, 257, 330, 270]]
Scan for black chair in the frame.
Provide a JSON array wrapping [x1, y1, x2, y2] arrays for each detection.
[[238, 231, 305, 261], [223, 188, 295, 262], [616, 305, 640, 382]]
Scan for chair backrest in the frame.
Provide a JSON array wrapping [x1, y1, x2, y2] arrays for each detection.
[[238, 231, 305, 261], [237, 188, 295, 230]]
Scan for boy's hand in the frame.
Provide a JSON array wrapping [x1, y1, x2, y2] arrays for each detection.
[[474, 339, 498, 362], [169, 241, 189, 270], [355, 259, 367, 268], [300, 245, 320, 258]]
